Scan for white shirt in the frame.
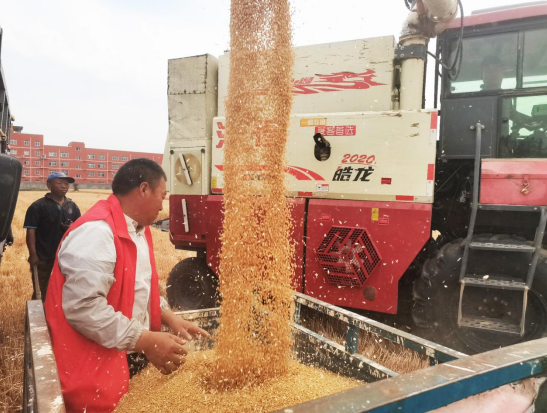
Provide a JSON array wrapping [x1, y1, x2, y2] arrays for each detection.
[[58, 214, 170, 351]]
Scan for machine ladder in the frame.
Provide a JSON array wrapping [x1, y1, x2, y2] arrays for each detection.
[[457, 123, 547, 336]]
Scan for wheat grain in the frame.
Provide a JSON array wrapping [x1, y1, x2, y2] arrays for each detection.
[[115, 350, 360, 413], [210, 0, 296, 389]]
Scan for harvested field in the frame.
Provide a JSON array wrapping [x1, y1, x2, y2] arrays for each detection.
[[116, 350, 361, 413], [0, 190, 189, 411]]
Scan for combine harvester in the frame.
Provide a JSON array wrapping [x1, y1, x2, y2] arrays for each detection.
[[164, 0, 547, 355], [19, 0, 547, 411]]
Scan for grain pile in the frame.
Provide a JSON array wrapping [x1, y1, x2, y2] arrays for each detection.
[[115, 350, 360, 413], [212, 0, 296, 387]]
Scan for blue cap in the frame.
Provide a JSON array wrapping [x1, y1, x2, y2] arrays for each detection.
[[47, 172, 75, 183]]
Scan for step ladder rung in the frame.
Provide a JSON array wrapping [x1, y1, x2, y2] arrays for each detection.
[[469, 241, 535, 253], [476, 203, 545, 212], [462, 277, 528, 291], [459, 316, 521, 335]]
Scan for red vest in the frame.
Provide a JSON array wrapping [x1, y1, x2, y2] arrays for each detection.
[[45, 194, 162, 412]]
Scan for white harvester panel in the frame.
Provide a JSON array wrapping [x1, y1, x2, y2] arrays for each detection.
[[167, 54, 218, 142], [165, 54, 218, 193], [211, 110, 438, 203], [169, 140, 211, 196], [217, 36, 395, 117]]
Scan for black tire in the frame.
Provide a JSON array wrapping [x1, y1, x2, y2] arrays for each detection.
[[412, 234, 547, 354], [166, 257, 219, 310]]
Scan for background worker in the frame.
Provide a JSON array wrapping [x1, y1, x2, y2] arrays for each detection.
[[23, 172, 81, 301], [44, 158, 209, 412]]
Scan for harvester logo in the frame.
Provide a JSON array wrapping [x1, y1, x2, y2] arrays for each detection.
[[293, 70, 384, 95], [214, 165, 325, 181], [332, 166, 374, 182], [316, 226, 382, 287]]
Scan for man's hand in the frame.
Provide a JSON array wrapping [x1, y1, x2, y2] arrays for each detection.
[[28, 253, 39, 268], [161, 310, 211, 341], [133, 330, 188, 375], [26, 229, 39, 268]]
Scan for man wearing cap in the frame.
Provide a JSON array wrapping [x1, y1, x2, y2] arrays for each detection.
[[24, 172, 81, 301]]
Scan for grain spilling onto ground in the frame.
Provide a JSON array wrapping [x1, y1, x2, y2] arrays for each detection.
[[115, 350, 360, 413], [212, 0, 296, 387]]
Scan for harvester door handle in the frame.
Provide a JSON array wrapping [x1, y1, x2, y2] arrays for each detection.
[[179, 154, 193, 186], [182, 199, 190, 233]]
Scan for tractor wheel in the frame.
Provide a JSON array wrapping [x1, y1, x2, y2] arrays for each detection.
[[412, 234, 547, 354], [166, 257, 219, 310]]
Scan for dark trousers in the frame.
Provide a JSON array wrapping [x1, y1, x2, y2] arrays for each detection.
[[31, 259, 55, 302], [127, 353, 149, 378]]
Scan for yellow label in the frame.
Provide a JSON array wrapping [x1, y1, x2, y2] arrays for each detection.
[[300, 118, 327, 127], [212, 176, 217, 189], [371, 208, 379, 222]]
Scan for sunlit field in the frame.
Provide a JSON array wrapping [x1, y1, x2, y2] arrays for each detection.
[[0, 190, 191, 411]]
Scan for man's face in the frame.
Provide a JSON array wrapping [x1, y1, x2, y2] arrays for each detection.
[[138, 178, 167, 227], [47, 178, 70, 197]]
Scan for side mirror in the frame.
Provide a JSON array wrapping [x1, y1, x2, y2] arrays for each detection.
[[0, 154, 22, 240]]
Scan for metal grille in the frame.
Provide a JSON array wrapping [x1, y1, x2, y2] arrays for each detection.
[[316, 226, 382, 286]]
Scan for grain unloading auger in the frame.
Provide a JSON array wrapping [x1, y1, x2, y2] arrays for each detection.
[[164, 1, 547, 355]]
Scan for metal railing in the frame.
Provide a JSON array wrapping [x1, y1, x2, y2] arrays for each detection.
[[23, 300, 65, 413]]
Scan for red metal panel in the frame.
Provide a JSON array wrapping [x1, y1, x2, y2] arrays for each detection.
[[395, 195, 414, 201], [305, 199, 432, 314], [445, 4, 547, 30], [427, 164, 435, 181], [169, 195, 208, 249], [171, 195, 306, 293], [480, 159, 547, 206], [204, 196, 224, 274], [430, 112, 438, 130]]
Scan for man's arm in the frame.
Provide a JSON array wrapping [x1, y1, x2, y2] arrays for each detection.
[[26, 229, 39, 267], [23, 203, 40, 267], [59, 222, 143, 350], [59, 221, 187, 374]]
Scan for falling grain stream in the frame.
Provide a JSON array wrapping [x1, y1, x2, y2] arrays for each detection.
[[117, 1, 414, 411]]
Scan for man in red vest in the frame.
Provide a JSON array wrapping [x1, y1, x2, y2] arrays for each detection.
[[45, 158, 209, 412]]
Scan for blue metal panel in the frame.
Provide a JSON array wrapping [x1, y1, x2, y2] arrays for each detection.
[[295, 292, 466, 362], [279, 337, 547, 412]]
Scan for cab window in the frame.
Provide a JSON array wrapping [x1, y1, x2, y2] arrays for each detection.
[[498, 95, 547, 158], [448, 32, 518, 94], [523, 28, 547, 89]]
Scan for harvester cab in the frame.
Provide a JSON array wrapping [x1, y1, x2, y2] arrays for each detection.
[[163, 2, 547, 355], [414, 2, 547, 354]]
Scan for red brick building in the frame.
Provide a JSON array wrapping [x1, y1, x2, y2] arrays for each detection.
[[8, 127, 163, 185]]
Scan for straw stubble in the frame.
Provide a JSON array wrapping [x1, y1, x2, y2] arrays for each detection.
[[212, 0, 296, 388]]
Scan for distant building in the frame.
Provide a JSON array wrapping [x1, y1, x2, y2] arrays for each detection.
[[9, 127, 163, 185]]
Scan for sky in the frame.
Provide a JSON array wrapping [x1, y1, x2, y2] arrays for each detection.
[[0, 0, 533, 154]]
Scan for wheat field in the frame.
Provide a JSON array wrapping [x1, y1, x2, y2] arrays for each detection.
[[0, 190, 191, 411]]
